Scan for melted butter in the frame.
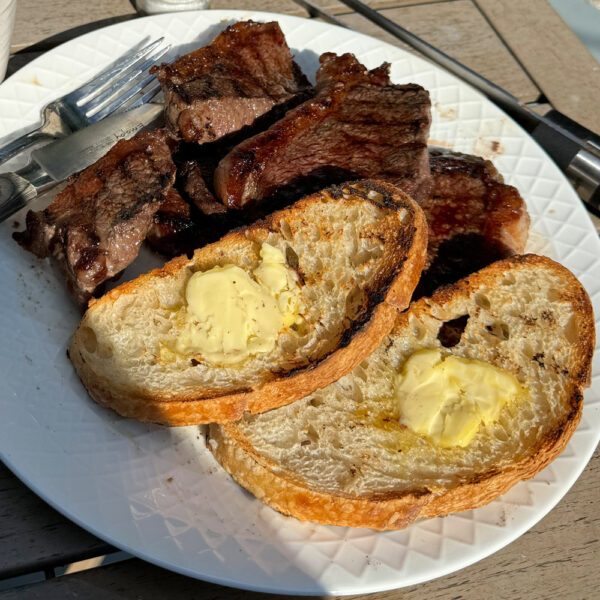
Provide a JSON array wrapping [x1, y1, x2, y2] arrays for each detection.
[[395, 349, 526, 448], [352, 399, 421, 454], [353, 402, 401, 433], [173, 243, 304, 366]]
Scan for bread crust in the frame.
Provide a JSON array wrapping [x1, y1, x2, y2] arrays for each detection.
[[210, 388, 582, 529], [209, 254, 595, 529], [70, 180, 428, 425], [209, 423, 431, 529]]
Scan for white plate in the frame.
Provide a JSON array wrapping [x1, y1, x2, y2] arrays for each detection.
[[0, 10, 599, 596]]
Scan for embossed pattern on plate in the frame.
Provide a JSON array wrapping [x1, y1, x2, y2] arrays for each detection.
[[0, 11, 599, 596]]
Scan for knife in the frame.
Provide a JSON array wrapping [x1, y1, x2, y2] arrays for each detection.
[[294, 0, 600, 212], [0, 102, 163, 223]]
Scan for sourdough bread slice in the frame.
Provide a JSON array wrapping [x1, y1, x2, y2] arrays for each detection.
[[209, 255, 595, 529], [69, 180, 428, 425]]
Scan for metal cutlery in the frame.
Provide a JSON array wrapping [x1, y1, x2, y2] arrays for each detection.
[[0, 37, 169, 166], [0, 102, 163, 222], [294, 0, 600, 211]]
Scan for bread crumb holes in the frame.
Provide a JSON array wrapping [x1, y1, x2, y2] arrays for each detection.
[[367, 190, 383, 202], [474, 293, 491, 310], [564, 315, 579, 344], [410, 316, 427, 340], [97, 343, 113, 359], [485, 321, 510, 341], [345, 287, 365, 319], [437, 315, 469, 347], [279, 219, 292, 240], [547, 288, 560, 302], [81, 327, 98, 353]]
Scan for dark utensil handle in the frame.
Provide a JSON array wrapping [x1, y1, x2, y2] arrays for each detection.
[[567, 153, 600, 214]]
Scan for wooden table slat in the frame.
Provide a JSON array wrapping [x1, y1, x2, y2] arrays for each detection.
[[312, 0, 457, 17], [475, 0, 600, 135], [338, 0, 541, 102], [0, 464, 114, 579], [9, 0, 309, 54], [208, 0, 308, 17], [10, 0, 137, 53]]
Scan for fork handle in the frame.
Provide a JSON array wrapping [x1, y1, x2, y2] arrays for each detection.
[[0, 130, 55, 166], [0, 173, 38, 223]]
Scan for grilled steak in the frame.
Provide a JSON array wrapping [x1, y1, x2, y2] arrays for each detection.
[[146, 187, 200, 257], [152, 21, 312, 145], [147, 157, 247, 258], [415, 147, 530, 297], [13, 130, 176, 305], [214, 52, 431, 209], [180, 160, 225, 216]]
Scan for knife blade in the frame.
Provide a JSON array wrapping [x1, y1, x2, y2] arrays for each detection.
[[0, 102, 163, 222]]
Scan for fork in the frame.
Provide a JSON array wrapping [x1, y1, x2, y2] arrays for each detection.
[[0, 37, 169, 166]]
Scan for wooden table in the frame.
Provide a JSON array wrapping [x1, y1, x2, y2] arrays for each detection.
[[2, 1, 599, 598]]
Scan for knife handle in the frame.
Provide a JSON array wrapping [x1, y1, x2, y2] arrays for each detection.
[[0, 173, 38, 223], [0, 130, 54, 167]]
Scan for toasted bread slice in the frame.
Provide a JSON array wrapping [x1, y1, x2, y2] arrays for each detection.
[[209, 255, 594, 529], [69, 181, 428, 425]]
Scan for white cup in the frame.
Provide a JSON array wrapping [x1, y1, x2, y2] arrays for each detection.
[[0, 0, 17, 82], [134, 0, 210, 14]]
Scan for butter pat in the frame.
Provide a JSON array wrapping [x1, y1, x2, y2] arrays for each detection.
[[395, 349, 525, 447], [254, 243, 303, 328], [174, 243, 303, 365]]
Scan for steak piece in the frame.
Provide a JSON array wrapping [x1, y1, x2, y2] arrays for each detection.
[[214, 52, 432, 209], [14, 130, 176, 305], [146, 188, 199, 257], [147, 157, 248, 258], [151, 21, 312, 144], [147, 164, 244, 258], [174, 148, 231, 218], [415, 147, 530, 298], [181, 160, 225, 216]]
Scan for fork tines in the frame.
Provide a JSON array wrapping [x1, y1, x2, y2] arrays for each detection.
[[66, 37, 170, 122]]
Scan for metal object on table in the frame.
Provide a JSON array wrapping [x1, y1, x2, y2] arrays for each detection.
[[0, 102, 163, 222], [293, 0, 600, 212], [292, 0, 348, 27], [0, 37, 169, 166]]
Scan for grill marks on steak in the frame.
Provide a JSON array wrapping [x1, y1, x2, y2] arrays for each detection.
[[415, 148, 530, 298], [214, 52, 431, 210], [13, 130, 176, 304], [152, 21, 312, 144]]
